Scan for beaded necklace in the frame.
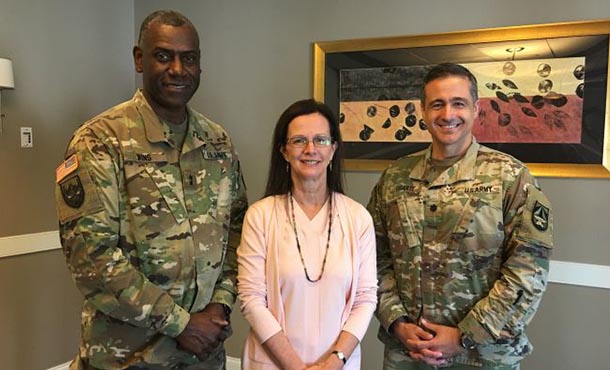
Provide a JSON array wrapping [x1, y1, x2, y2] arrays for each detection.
[[288, 191, 333, 283]]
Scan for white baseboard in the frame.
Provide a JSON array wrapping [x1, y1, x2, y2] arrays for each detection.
[[0, 230, 60, 258], [47, 357, 241, 370], [227, 355, 241, 370], [47, 361, 70, 370], [549, 260, 610, 289]]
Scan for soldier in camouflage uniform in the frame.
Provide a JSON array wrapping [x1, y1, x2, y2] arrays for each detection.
[[55, 10, 248, 370], [367, 63, 553, 370]]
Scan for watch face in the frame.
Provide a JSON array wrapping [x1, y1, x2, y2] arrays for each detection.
[[461, 334, 477, 350], [332, 350, 347, 364]]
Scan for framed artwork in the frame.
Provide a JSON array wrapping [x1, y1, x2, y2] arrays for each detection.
[[313, 20, 610, 178]]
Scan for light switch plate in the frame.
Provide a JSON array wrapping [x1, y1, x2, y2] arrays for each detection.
[[20, 127, 33, 148]]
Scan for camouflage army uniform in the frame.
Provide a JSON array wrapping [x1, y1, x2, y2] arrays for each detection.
[[367, 139, 553, 369], [55, 90, 248, 370]]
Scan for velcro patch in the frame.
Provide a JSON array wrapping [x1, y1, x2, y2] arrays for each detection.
[[60, 175, 85, 208], [532, 201, 550, 231], [56, 154, 79, 183], [134, 152, 167, 162], [203, 151, 230, 160]]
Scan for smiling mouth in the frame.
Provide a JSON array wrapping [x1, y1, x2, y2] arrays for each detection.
[[164, 82, 189, 90], [436, 121, 462, 129]]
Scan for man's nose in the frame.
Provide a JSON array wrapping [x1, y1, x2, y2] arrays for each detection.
[[440, 106, 454, 120], [169, 57, 185, 75]]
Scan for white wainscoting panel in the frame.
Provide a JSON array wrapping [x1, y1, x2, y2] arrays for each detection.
[[549, 260, 610, 289], [47, 361, 70, 370], [227, 356, 241, 370], [0, 230, 60, 258]]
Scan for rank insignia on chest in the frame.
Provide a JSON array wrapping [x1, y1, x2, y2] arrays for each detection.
[[60, 175, 85, 209], [395, 184, 418, 194], [532, 201, 550, 231]]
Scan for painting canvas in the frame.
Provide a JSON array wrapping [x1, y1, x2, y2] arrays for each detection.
[[314, 20, 610, 177], [340, 58, 585, 145]]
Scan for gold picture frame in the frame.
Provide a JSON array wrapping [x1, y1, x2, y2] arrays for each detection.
[[313, 20, 610, 178]]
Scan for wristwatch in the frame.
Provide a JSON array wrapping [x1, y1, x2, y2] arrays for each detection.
[[220, 303, 232, 318], [332, 350, 347, 364], [460, 332, 477, 350]]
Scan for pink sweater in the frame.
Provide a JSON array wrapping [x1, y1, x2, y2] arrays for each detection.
[[237, 193, 377, 370]]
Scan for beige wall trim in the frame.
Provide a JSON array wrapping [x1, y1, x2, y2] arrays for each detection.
[[46, 357, 241, 370], [46, 361, 70, 370], [2, 232, 609, 290], [226, 356, 241, 370], [549, 260, 610, 289], [0, 230, 60, 259]]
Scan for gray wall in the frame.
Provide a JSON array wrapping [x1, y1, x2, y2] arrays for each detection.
[[0, 1, 134, 369], [1, 0, 609, 369], [0, 0, 135, 236]]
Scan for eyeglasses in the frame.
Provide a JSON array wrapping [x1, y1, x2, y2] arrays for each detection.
[[286, 135, 334, 148]]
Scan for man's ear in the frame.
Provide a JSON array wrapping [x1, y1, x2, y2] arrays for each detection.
[[133, 46, 143, 73], [474, 99, 480, 117]]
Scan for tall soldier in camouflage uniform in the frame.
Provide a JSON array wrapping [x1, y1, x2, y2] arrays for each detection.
[[368, 63, 553, 370], [55, 10, 248, 370]]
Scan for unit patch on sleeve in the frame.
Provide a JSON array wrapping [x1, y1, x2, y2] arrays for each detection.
[[532, 201, 549, 231], [60, 175, 85, 209]]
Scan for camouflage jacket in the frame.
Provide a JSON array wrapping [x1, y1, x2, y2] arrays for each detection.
[[55, 90, 248, 369], [368, 139, 553, 367]]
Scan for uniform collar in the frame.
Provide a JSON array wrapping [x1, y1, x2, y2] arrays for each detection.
[[410, 137, 480, 185], [133, 89, 207, 150]]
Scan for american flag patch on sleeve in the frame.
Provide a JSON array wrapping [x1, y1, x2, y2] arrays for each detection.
[[56, 154, 79, 183]]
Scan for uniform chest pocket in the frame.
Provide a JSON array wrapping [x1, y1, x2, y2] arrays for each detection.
[[198, 151, 233, 219], [124, 161, 188, 229], [188, 152, 234, 250], [386, 195, 423, 256], [448, 194, 504, 271]]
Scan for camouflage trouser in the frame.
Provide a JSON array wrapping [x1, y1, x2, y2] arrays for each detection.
[[71, 345, 227, 370], [181, 346, 226, 370], [383, 347, 520, 370]]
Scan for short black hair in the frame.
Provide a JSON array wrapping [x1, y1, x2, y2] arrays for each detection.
[[421, 63, 478, 103], [138, 10, 197, 46], [264, 99, 345, 197]]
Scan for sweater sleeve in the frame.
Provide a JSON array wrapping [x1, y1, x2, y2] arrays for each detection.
[[237, 201, 283, 343], [341, 205, 378, 341]]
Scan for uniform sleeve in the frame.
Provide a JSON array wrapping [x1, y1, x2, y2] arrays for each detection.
[[237, 203, 283, 343], [210, 152, 248, 310], [458, 169, 553, 344], [342, 207, 378, 341], [367, 175, 409, 332], [56, 129, 190, 337]]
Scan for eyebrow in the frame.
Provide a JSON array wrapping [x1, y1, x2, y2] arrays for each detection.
[[290, 134, 331, 137], [428, 97, 469, 105], [153, 47, 199, 54]]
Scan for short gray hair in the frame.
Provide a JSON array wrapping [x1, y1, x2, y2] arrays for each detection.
[[137, 10, 196, 46]]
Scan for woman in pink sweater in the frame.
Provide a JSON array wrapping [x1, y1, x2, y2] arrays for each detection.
[[237, 99, 377, 370]]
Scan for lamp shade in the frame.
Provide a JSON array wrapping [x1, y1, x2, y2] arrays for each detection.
[[0, 58, 15, 89]]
